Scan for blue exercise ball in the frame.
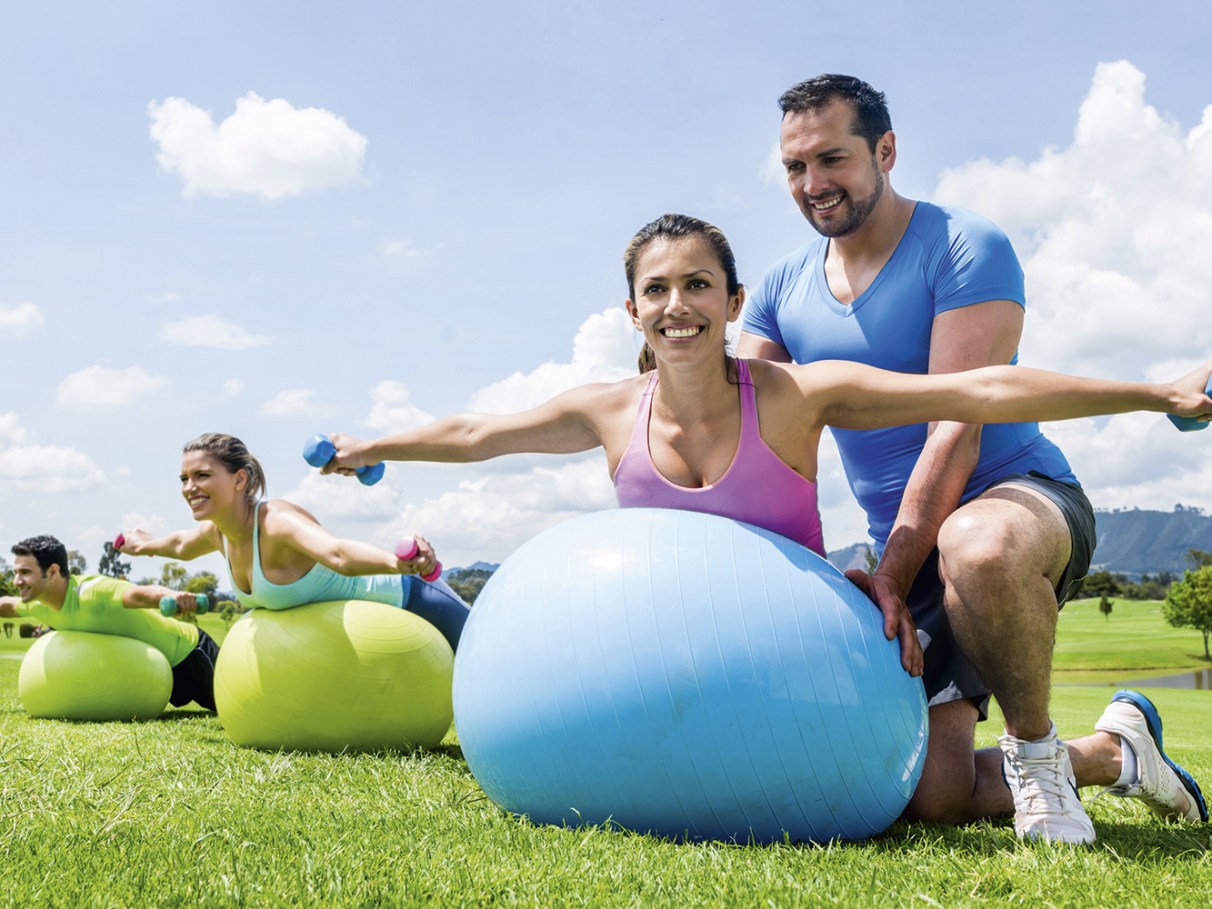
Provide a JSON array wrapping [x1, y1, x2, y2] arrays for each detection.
[[452, 508, 927, 844]]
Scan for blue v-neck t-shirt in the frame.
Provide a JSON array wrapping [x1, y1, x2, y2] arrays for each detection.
[[743, 202, 1076, 549]]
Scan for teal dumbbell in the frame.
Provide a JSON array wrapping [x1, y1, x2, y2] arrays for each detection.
[[160, 594, 210, 617]]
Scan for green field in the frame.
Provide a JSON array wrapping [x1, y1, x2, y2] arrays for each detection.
[[1054, 598, 1211, 684], [1, 602, 1209, 907]]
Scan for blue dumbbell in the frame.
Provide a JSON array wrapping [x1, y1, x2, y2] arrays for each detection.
[[160, 594, 210, 617], [302, 434, 386, 485], [1168, 376, 1212, 432]]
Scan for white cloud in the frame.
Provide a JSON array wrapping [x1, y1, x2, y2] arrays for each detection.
[[148, 92, 368, 200], [57, 365, 164, 408], [929, 59, 1212, 522], [1044, 413, 1212, 512], [363, 381, 435, 433], [262, 388, 318, 417], [470, 307, 639, 413], [285, 469, 404, 523], [277, 458, 617, 568], [118, 512, 173, 538], [760, 141, 785, 185], [0, 302, 43, 337], [379, 239, 438, 259], [0, 412, 26, 445], [159, 314, 274, 349], [223, 379, 243, 397], [385, 456, 617, 565], [933, 60, 1212, 381], [0, 445, 105, 492]]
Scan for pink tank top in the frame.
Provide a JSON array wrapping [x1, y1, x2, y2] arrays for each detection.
[[612, 359, 825, 555]]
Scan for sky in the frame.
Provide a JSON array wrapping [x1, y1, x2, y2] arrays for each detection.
[[2, 0, 1211, 584]]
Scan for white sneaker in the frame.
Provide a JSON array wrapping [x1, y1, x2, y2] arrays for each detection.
[[999, 725, 1096, 844], [1095, 689, 1208, 823]]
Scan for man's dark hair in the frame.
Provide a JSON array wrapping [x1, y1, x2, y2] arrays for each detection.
[[778, 74, 892, 152], [11, 535, 68, 577]]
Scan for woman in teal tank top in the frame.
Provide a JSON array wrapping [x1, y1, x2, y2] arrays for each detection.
[[118, 433, 470, 651]]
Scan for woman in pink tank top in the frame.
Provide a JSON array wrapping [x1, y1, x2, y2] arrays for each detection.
[[314, 214, 1212, 674]]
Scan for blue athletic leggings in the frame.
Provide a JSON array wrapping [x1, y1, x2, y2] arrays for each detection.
[[402, 576, 470, 653]]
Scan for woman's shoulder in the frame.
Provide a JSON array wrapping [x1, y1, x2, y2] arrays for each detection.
[[743, 357, 802, 390], [259, 498, 322, 533], [744, 358, 833, 422], [555, 373, 648, 413]]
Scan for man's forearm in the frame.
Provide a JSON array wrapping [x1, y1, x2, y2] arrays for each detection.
[[876, 422, 982, 590]]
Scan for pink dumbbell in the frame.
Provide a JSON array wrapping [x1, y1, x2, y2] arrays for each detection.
[[113, 533, 126, 550], [395, 537, 442, 582]]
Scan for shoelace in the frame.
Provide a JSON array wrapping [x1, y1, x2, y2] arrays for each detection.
[[1009, 751, 1073, 810]]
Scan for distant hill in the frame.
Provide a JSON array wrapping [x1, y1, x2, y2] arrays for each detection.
[[447, 561, 500, 574], [827, 542, 874, 573], [826, 506, 1212, 579], [455, 507, 1210, 589], [1090, 506, 1212, 576]]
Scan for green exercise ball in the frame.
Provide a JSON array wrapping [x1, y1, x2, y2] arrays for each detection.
[[18, 631, 173, 721], [214, 599, 454, 753]]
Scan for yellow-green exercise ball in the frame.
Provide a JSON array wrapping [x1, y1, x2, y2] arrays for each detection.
[[18, 631, 173, 721], [214, 599, 454, 752]]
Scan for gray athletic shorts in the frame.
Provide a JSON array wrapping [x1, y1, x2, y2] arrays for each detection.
[[908, 471, 1096, 719]]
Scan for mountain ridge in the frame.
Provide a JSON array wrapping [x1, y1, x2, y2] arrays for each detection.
[[827, 506, 1212, 578]]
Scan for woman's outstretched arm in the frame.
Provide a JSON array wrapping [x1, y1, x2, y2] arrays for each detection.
[[262, 502, 438, 578], [116, 525, 221, 561], [320, 382, 624, 473]]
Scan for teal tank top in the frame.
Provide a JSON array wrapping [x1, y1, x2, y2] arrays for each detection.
[[225, 502, 410, 611]]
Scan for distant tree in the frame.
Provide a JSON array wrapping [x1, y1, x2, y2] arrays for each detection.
[[1163, 565, 1212, 661], [97, 542, 131, 579], [159, 562, 189, 591], [864, 545, 878, 575], [0, 558, 16, 597], [217, 599, 242, 629], [1186, 549, 1212, 570], [1077, 570, 1123, 599], [1124, 573, 1168, 601], [184, 572, 219, 599], [67, 550, 87, 576], [446, 567, 495, 606], [1098, 596, 1113, 621]]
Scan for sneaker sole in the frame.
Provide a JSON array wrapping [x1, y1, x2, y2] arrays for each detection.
[[1112, 689, 1209, 823]]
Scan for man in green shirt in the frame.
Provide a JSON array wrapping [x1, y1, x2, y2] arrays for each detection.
[[0, 534, 218, 711]]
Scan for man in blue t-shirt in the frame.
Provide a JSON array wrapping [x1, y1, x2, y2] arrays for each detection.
[[739, 74, 1206, 843]]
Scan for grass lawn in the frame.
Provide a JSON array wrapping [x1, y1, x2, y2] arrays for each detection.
[[1, 607, 1210, 907], [1054, 598, 1211, 683]]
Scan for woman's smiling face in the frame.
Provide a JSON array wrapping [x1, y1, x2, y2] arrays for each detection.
[[626, 236, 743, 367], [180, 450, 245, 521]]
